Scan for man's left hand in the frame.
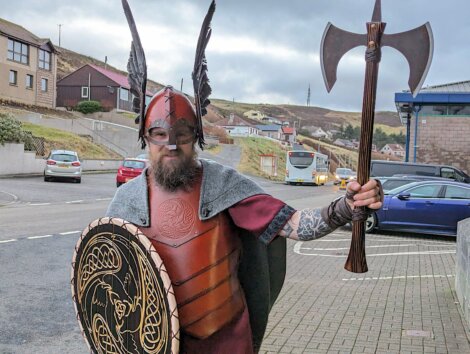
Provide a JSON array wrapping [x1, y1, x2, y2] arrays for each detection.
[[346, 179, 383, 210]]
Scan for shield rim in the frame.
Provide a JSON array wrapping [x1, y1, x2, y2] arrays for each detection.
[[70, 217, 180, 354]]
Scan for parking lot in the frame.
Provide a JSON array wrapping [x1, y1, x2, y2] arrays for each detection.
[[0, 174, 469, 353], [260, 228, 469, 353]]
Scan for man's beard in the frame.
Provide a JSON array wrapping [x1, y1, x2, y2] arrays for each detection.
[[151, 150, 199, 192]]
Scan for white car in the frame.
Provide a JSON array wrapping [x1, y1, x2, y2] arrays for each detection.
[[334, 168, 356, 185], [44, 150, 82, 183]]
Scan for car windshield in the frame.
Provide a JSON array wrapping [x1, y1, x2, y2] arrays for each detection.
[[51, 153, 77, 162], [336, 168, 352, 175], [123, 160, 146, 169]]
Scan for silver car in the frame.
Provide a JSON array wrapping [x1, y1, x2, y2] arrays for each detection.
[[44, 150, 82, 183]]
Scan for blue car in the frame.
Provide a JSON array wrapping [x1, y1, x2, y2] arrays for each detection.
[[366, 180, 470, 236]]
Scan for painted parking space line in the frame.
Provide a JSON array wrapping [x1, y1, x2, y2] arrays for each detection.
[[342, 274, 455, 281], [294, 242, 456, 257], [59, 231, 81, 235], [307, 244, 417, 251], [66, 200, 83, 204], [0, 239, 18, 244], [27, 235, 53, 240]]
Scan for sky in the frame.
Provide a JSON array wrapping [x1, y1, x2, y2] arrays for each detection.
[[3, 0, 470, 112]]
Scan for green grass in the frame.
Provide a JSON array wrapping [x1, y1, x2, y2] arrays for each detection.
[[22, 122, 121, 159], [236, 137, 288, 181]]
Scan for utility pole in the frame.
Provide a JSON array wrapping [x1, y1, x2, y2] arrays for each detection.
[[58, 24, 63, 47], [307, 83, 311, 106]]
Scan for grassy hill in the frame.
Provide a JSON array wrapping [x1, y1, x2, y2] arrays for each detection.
[[56, 47, 403, 135]]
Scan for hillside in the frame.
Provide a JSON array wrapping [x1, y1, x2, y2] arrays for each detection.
[[56, 47, 403, 134]]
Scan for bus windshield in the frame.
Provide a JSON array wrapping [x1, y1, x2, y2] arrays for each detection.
[[289, 151, 314, 168]]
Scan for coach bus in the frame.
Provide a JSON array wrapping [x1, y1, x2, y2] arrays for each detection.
[[285, 150, 329, 185]]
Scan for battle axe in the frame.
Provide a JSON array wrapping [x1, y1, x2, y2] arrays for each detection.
[[320, 0, 433, 273]]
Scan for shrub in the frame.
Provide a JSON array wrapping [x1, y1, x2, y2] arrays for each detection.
[[0, 113, 34, 149], [76, 100, 102, 114]]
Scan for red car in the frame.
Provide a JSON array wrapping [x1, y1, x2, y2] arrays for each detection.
[[116, 158, 148, 187]]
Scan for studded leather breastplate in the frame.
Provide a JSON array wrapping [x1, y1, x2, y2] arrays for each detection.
[[140, 173, 245, 339]]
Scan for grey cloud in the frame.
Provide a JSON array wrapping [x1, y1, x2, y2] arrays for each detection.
[[3, 0, 470, 111]]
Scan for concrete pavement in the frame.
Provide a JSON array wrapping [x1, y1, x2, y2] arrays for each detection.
[[260, 228, 469, 354]]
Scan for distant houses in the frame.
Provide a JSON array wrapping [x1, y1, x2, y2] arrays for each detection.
[[56, 64, 153, 112], [214, 113, 260, 137], [380, 143, 405, 157], [0, 17, 58, 108]]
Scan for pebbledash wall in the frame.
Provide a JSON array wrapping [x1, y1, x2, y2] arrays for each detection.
[[395, 83, 470, 175], [0, 143, 121, 176], [456, 218, 470, 328]]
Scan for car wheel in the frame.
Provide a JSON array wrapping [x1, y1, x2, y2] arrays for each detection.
[[116, 182, 122, 188], [44, 176, 50, 182], [365, 213, 377, 233], [76, 178, 81, 184]]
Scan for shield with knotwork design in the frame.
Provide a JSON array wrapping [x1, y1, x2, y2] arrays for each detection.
[[71, 217, 179, 354]]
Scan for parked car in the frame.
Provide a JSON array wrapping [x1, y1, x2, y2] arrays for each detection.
[[365, 180, 470, 236], [334, 168, 356, 185], [116, 158, 148, 187], [370, 160, 470, 183], [136, 153, 149, 160], [376, 175, 449, 193], [44, 150, 82, 183]]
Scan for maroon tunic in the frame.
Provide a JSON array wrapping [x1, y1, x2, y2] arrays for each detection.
[[182, 194, 295, 354]]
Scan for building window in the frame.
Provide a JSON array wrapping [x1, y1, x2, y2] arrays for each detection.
[[9, 70, 18, 85], [120, 88, 129, 101], [7, 39, 29, 64], [26, 74, 33, 89], [81, 86, 89, 98], [39, 49, 51, 70], [41, 78, 48, 92]]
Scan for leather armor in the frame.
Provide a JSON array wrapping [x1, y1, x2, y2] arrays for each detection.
[[141, 174, 245, 339]]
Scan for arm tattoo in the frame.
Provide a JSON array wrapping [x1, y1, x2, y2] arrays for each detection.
[[297, 208, 332, 241], [282, 221, 294, 237]]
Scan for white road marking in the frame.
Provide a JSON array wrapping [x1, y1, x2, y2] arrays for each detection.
[[96, 198, 112, 201], [60, 231, 81, 235], [305, 244, 416, 251], [66, 200, 83, 204], [294, 242, 456, 257], [343, 274, 454, 281], [29, 203, 51, 206], [27, 235, 53, 240], [0, 191, 18, 205], [0, 239, 18, 244]]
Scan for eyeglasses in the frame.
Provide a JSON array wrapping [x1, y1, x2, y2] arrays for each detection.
[[146, 126, 196, 146]]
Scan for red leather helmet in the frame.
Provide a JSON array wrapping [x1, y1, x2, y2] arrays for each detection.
[[144, 86, 198, 149]]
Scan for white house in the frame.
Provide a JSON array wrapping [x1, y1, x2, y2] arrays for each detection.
[[380, 143, 405, 157], [215, 113, 259, 137]]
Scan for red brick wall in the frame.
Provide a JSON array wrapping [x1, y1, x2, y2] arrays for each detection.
[[409, 115, 470, 174]]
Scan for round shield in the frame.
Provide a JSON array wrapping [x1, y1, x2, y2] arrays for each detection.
[[71, 217, 179, 354]]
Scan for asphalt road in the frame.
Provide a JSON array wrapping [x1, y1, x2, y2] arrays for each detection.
[[1, 151, 465, 353], [0, 162, 340, 354]]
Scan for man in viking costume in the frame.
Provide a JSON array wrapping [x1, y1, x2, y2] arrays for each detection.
[[106, 1, 383, 352]]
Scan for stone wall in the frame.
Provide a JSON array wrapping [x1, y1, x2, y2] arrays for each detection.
[[456, 218, 470, 328]]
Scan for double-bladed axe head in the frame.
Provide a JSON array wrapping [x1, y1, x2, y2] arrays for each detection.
[[320, 0, 433, 97]]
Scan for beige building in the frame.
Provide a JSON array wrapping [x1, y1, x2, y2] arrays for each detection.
[[0, 18, 57, 108]]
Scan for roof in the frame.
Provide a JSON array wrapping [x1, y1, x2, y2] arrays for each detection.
[[382, 144, 404, 151], [255, 124, 282, 131], [282, 126, 294, 134], [0, 17, 56, 51], [416, 80, 470, 93], [215, 115, 254, 127], [89, 64, 153, 96]]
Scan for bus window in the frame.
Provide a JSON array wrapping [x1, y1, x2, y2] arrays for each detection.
[[288, 151, 314, 169]]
